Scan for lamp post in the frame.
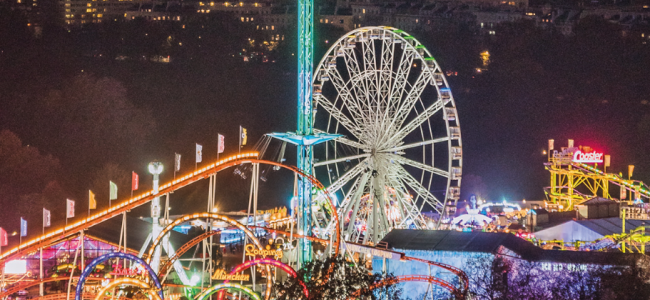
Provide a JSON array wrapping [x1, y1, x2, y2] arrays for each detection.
[[148, 161, 164, 272], [148, 161, 164, 218]]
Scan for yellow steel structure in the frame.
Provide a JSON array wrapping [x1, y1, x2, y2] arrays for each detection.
[[545, 140, 650, 211]]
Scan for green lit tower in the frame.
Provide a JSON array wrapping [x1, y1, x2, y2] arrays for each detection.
[[268, 0, 340, 266]]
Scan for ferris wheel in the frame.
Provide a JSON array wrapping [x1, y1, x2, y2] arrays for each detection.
[[310, 26, 462, 245]]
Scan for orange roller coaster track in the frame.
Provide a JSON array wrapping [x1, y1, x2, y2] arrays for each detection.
[[157, 230, 221, 278], [403, 256, 468, 292], [0, 152, 259, 264], [0, 153, 341, 269], [347, 275, 463, 299]]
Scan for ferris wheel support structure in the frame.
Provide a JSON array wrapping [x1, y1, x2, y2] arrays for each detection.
[[267, 0, 341, 266]]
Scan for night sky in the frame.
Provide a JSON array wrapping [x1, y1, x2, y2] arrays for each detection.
[[1, 9, 650, 236]]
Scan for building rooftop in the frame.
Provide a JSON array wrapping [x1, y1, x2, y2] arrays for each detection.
[[380, 229, 641, 266], [575, 217, 649, 236]]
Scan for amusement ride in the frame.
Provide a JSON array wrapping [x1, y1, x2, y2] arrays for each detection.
[[0, 0, 466, 297], [545, 139, 650, 211]]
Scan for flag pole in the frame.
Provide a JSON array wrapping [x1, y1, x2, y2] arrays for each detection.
[[239, 126, 242, 154], [40, 215, 44, 296], [174, 153, 178, 180]]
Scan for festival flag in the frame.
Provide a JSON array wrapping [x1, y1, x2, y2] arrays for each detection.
[[89, 190, 96, 210], [43, 208, 51, 227], [548, 139, 554, 151], [240, 126, 247, 147], [110, 181, 118, 200], [604, 155, 611, 167], [20, 218, 27, 237], [629, 165, 635, 178], [196, 143, 203, 163], [132, 171, 139, 191], [0, 227, 7, 246], [218, 134, 225, 154], [66, 199, 75, 218], [175, 153, 181, 171]]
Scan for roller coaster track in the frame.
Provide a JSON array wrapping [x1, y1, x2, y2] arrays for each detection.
[[157, 230, 222, 278], [570, 162, 650, 199], [402, 256, 468, 292], [0, 153, 259, 265], [347, 275, 463, 299], [0, 153, 341, 271]]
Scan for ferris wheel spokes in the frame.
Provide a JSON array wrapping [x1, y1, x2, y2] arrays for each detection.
[[394, 165, 444, 213], [386, 99, 445, 148], [385, 137, 449, 152], [389, 154, 450, 178], [314, 95, 363, 140]]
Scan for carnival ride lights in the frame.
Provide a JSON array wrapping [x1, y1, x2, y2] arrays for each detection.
[[144, 212, 272, 293], [477, 201, 522, 214], [310, 26, 462, 245], [144, 213, 265, 264], [156, 231, 222, 279], [450, 208, 493, 228], [0, 277, 103, 299], [196, 283, 261, 300], [76, 252, 164, 300], [217, 258, 309, 300], [93, 278, 162, 300]]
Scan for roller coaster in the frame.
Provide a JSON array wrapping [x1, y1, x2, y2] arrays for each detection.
[[0, 152, 467, 300], [545, 139, 650, 211]]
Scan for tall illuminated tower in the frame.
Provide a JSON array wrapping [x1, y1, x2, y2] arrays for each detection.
[[269, 0, 340, 266]]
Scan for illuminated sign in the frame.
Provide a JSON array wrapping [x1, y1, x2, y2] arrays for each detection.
[[110, 264, 144, 277], [572, 150, 603, 163], [244, 244, 283, 259], [211, 269, 250, 281]]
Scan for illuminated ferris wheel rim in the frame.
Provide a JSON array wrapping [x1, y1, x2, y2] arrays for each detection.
[[310, 26, 462, 242]]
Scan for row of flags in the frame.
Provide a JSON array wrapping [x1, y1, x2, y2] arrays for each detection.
[[0, 171, 142, 246], [185, 128, 246, 166], [0, 127, 249, 247]]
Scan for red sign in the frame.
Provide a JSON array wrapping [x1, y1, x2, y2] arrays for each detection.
[[572, 150, 603, 163], [110, 264, 144, 277]]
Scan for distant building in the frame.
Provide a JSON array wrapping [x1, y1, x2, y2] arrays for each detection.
[[60, 0, 134, 26]]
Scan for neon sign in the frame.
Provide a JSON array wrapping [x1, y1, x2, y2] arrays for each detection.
[[244, 244, 283, 259], [572, 150, 603, 163], [211, 269, 250, 281], [109, 264, 144, 277]]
